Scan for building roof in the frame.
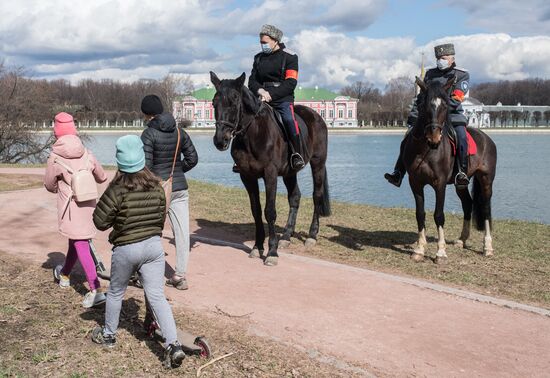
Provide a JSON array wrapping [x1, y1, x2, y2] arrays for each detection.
[[181, 86, 353, 102]]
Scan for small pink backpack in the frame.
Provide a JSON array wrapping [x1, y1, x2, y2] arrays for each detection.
[[54, 151, 98, 204]]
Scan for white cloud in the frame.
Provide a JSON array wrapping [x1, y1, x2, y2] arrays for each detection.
[[1, 1, 550, 90], [290, 29, 550, 89]]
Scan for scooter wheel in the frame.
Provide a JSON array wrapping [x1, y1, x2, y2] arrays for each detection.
[[194, 336, 212, 358]]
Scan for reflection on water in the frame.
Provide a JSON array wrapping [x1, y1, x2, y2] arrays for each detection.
[[83, 132, 550, 224]]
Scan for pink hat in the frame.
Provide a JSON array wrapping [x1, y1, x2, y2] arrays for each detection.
[[54, 112, 77, 138]]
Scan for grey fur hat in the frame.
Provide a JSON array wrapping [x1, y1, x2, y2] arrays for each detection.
[[260, 24, 283, 42], [434, 43, 455, 58]]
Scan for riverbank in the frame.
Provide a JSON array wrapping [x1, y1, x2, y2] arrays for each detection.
[[1, 169, 549, 377], [2, 170, 548, 307]]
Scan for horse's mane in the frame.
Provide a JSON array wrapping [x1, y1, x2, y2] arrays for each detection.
[[240, 85, 262, 115]]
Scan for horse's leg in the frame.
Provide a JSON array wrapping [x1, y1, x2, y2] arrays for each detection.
[[433, 184, 448, 264], [454, 185, 473, 248], [306, 157, 326, 249], [279, 174, 301, 249], [479, 175, 495, 256], [263, 168, 279, 266], [240, 175, 264, 259], [410, 181, 427, 262]]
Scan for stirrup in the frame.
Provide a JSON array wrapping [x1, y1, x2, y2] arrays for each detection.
[[454, 172, 469, 187], [290, 153, 305, 170]]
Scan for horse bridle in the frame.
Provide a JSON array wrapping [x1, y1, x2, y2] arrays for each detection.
[[214, 94, 261, 139]]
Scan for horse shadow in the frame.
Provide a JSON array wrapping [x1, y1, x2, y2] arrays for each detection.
[[189, 218, 284, 254], [80, 296, 166, 364], [326, 224, 437, 256]]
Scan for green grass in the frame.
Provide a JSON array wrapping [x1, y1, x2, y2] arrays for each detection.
[[188, 179, 550, 308], [0, 174, 44, 192]]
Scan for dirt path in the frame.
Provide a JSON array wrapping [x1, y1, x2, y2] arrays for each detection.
[[1, 168, 549, 377]]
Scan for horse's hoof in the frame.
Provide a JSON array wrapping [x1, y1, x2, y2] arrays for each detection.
[[410, 253, 424, 262], [455, 239, 465, 248], [264, 256, 278, 266], [484, 248, 494, 257], [278, 239, 291, 249], [435, 255, 448, 265], [249, 248, 261, 259], [304, 238, 317, 249]]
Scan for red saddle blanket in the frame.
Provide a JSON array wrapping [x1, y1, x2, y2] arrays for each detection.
[[449, 131, 477, 156]]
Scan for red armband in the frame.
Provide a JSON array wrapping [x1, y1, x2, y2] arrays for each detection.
[[452, 89, 465, 102], [285, 69, 298, 80]]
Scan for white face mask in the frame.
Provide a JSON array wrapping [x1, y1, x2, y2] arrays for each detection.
[[437, 58, 450, 70]]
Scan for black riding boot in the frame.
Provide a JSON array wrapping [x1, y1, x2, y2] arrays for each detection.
[[289, 134, 305, 170], [384, 135, 408, 187], [455, 128, 470, 187]]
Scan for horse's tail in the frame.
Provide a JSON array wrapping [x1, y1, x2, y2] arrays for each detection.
[[472, 176, 491, 231], [319, 168, 331, 217]]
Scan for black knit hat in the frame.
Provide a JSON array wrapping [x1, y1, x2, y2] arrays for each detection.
[[141, 95, 164, 115]]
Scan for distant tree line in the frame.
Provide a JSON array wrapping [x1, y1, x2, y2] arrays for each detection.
[[341, 77, 550, 126], [0, 61, 193, 163], [340, 77, 416, 127], [471, 79, 550, 106]]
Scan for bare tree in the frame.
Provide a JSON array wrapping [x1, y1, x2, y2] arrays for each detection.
[[0, 62, 54, 163]]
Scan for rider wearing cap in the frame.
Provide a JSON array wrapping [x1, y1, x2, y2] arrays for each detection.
[[248, 24, 305, 170], [384, 43, 471, 187]]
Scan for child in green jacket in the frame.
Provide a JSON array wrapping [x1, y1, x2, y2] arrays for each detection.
[[91, 135, 184, 368]]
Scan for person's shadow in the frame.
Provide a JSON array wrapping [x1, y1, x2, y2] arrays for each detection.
[[326, 224, 436, 256], [42, 252, 90, 295], [80, 296, 166, 363]]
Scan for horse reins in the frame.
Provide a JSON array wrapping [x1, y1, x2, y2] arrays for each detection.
[[215, 95, 263, 139]]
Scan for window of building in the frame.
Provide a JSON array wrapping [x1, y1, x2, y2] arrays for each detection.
[[197, 110, 202, 118], [320, 110, 326, 118], [185, 109, 193, 120], [329, 110, 334, 118], [348, 110, 353, 118], [338, 109, 344, 118], [205, 109, 210, 119]]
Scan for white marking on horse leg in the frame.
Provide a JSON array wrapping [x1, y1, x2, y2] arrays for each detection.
[[414, 228, 427, 255], [437, 226, 447, 257], [484, 219, 494, 256]]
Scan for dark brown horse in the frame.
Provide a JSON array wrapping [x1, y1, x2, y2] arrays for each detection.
[[209, 71, 330, 266], [404, 76, 497, 263]]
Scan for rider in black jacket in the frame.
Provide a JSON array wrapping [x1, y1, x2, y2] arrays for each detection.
[[248, 24, 304, 170]]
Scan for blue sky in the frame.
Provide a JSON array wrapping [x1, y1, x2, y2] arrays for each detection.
[[1, 0, 549, 89]]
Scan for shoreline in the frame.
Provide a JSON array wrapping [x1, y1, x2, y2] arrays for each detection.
[[35, 127, 550, 135]]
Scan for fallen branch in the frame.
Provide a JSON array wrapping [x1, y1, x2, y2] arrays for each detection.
[[196, 352, 235, 377], [215, 305, 253, 318]]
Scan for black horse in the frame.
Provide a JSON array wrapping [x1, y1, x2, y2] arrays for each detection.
[[404, 76, 497, 263], [210, 71, 330, 266]]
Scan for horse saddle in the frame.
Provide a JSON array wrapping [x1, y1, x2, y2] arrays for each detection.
[[270, 108, 311, 161], [445, 126, 477, 156]]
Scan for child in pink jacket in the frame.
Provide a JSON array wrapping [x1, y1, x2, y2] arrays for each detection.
[[44, 112, 108, 308]]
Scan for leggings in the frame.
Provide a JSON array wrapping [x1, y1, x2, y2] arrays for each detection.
[[61, 239, 100, 291]]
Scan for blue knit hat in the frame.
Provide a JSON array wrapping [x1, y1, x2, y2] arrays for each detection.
[[115, 135, 145, 173]]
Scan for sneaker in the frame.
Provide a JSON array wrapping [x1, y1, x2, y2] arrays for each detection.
[[165, 276, 188, 290], [163, 342, 185, 368], [384, 170, 403, 188], [91, 326, 116, 348], [53, 265, 70, 288], [82, 290, 107, 308]]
